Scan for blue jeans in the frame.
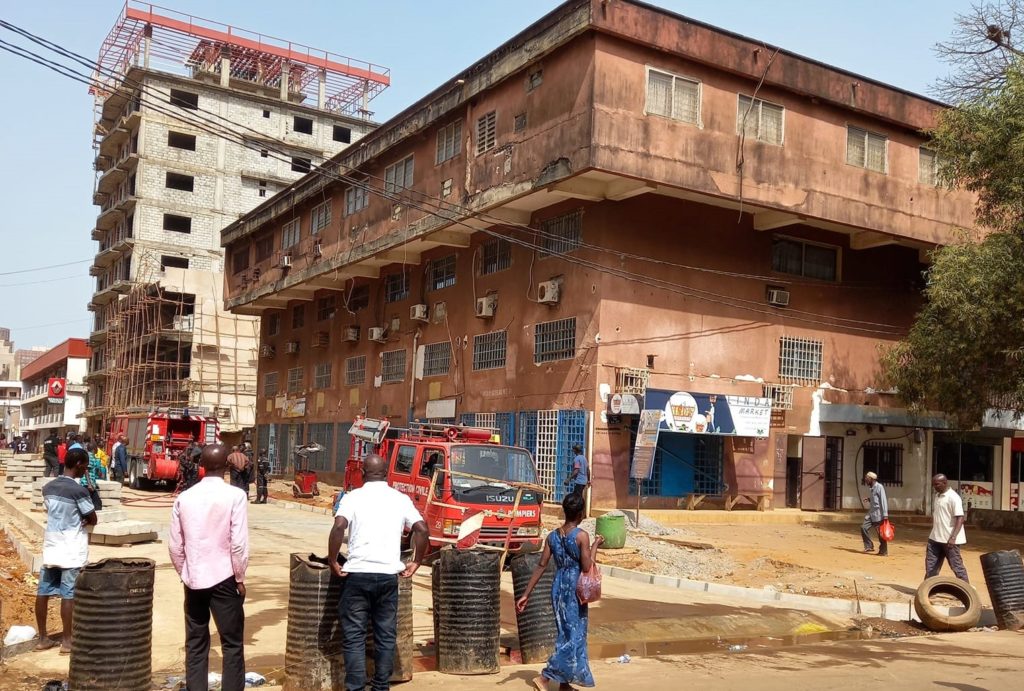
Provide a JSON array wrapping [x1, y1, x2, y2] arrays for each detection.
[[339, 572, 398, 691]]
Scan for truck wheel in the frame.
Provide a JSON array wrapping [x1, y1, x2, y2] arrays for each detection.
[[129, 461, 141, 490], [914, 575, 982, 632]]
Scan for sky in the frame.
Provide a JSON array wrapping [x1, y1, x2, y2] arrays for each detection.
[[0, 0, 974, 351]]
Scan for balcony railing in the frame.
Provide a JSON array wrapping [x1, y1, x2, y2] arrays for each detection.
[[615, 367, 649, 396]]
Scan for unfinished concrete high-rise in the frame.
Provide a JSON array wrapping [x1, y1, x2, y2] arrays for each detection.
[[85, 2, 389, 438]]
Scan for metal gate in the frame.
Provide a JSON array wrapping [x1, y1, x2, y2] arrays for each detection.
[[518, 409, 589, 503]]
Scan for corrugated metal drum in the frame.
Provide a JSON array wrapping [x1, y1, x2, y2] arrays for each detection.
[[511, 551, 557, 664], [284, 554, 344, 690], [69, 558, 155, 691], [980, 550, 1024, 630], [432, 549, 502, 674]]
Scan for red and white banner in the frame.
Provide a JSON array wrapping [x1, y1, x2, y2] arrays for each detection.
[[456, 510, 485, 550], [47, 378, 66, 405]]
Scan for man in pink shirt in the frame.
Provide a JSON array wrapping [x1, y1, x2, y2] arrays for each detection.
[[169, 444, 249, 691]]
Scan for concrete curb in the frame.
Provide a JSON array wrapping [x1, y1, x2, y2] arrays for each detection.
[[267, 495, 333, 516], [598, 564, 996, 626], [0, 494, 43, 573]]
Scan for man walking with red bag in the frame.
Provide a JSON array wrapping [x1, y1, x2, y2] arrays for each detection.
[[861, 471, 890, 556]]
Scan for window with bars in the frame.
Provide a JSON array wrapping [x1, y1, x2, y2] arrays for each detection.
[[345, 355, 366, 385], [428, 255, 457, 290], [316, 295, 336, 321], [473, 331, 507, 370], [291, 305, 305, 329], [385, 272, 409, 303], [645, 68, 701, 125], [762, 383, 795, 410], [314, 362, 332, 389], [919, 147, 940, 186], [771, 237, 838, 282], [535, 317, 577, 363], [345, 184, 368, 215], [287, 366, 304, 393], [779, 336, 823, 384], [385, 155, 415, 195], [863, 442, 904, 487], [422, 342, 452, 377], [310, 201, 331, 234], [267, 313, 281, 337], [305, 423, 334, 470], [436, 120, 462, 164], [263, 372, 279, 397], [737, 94, 784, 145], [476, 111, 497, 154], [346, 284, 369, 311], [480, 239, 511, 274], [847, 126, 888, 173], [541, 210, 582, 256], [282, 219, 301, 249], [381, 350, 407, 383]]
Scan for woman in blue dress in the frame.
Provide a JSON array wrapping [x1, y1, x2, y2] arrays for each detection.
[[516, 492, 603, 690]]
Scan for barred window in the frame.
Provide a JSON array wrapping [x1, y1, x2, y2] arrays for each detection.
[[779, 336, 823, 385], [847, 126, 888, 173], [863, 442, 904, 487], [919, 147, 940, 186], [310, 201, 331, 234], [287, 366, 304, 393], [314, 362, 332, 389], [263, 372, 279, 397], [345, 355, 367, 385], [267, 313, 281, 337], [473, 330, 507, 370], [436, 120, 462, 164], [737, 94, 784, 145], [476, 111, 497, 154], [305, 423, 334, 471], [541, 210, 582, 256], [645, 68, 701, 125], [382, 350, 407, 383], [422, 342, 452, 377], [345, 184, 368, 215], [480, 238, 511, 275], [534, 317, 576, 363], [384, 155, 414, 195], [428, 255, 457, 290], [772, 237, 838, 282], [317, 295, 336, 321], [346, 284, 369, 311], [281, 219, 300, 249], [385, 272, 409, 303], [291, 304, 305, 329]]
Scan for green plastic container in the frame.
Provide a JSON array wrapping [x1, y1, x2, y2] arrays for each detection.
[[595, 514, 627, 549]]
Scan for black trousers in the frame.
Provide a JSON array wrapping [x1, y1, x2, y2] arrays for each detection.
[[184, 576, 245, 691], [255, 479, 268, 503], [339, 573, 399, 691], [43, 456, 60, 478]]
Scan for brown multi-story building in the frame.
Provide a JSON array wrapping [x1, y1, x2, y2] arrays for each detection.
[[221, 0, 1015, 513]]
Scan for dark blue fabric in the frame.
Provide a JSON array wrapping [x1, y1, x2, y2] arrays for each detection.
[[339, 572, 399, 691], [543, 527, 594, 687]]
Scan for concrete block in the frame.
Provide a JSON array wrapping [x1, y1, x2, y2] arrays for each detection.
[[91, 531, 158, 546]]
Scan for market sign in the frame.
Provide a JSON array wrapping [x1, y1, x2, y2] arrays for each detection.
[[609, 393, 642, 415], [282, 397, 306, 418], [645, 389, 772, 437], [47, 378, 66, 405], [630, 409, 662, 481]]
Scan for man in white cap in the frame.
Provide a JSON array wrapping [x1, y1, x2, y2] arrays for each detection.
[[861, 471, 889, 556]]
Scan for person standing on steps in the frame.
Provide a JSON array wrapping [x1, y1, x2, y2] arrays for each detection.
[[169, 444, 249, 691], [516, 492, 603, 691], [926, 473, 970, 582], [567, 444, 588, 499], [113, 434, 129, 483], [42, 430, 60, 478], [328, 453, 429, 691], [35, 448, 97, 654], [860, 471, 889, 556]]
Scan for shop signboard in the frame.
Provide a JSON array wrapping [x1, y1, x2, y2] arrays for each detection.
[[47, 378, 66, 405], [644, 389, 772, 437], [630, 409, 662, 481]]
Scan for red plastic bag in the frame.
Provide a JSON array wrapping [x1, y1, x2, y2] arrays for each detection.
[[576, 563, 602, 604], [879, 519, 895, 542]]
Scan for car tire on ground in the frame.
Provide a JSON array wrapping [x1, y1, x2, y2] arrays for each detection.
[[914, 575, 982, 632], [128, 460, 140, 490]]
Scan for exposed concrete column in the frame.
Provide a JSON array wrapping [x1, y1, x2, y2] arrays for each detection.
[[143, 25, 152, 69], [220, 50, 231, 88], [999, 438, 1012, 510], [280, 61, 290, 101], [318, 69, 326, 109]]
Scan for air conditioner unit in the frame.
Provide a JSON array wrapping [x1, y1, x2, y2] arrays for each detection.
[[312, 331, 329, 348], [259, 344, 275, 359], [279, 253, 292, 268], [766, 288, 791, 307], [475, 295, 496, 318], [369, 327, 387, 343], [537, 280, 560, 305], [285, 340, 300, 354], [343, 326, 360, 343], [313, 242, 323, 258], [410, 304, 429, 322]]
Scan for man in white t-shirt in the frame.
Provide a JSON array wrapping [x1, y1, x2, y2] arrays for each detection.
[[926, 473, 969, 582], [328, 453, 428, 691]]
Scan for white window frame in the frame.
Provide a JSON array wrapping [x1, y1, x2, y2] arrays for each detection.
[[286, 366, 304, 393], [644, 67, 702, 127], [281, 219, 300, 250], [345, 184, 369, 216], [737, 94, 785, 146], [345, 355, 367, 386], [919, 147, 940, 186], [381, 349, 407, 383], [846, 125, 888, 174], [436, 120, 463, 165], [778, 336, 824, 385], [314, 362, 332, 390], [310, 200, 331, 234], [263, 372, 279, 397], [384, 155, 415, 195]]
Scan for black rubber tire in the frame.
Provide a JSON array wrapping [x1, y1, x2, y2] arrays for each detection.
[[914, 575, 982, 632], [128, 460, 140, 490]]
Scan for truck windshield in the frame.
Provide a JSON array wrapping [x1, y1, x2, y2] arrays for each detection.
[[449, 445, 538, 488]]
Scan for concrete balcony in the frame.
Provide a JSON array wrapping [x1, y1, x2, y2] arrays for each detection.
[[91, 279, 133, 306], [95, 196, 137, 231]]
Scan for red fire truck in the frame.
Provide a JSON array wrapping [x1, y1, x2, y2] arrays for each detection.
[[346, 418, 545, 554], [108, 407, 219, 489]]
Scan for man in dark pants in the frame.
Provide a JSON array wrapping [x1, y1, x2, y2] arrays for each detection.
[[568, 444, 588, 499], [169, 444, 249, 691], [926, 473, 970, 582], [42, 431, 60, 478], [254, 449, 270, 504], [860, 471, 889, 556], [328, 454, 428, 691]]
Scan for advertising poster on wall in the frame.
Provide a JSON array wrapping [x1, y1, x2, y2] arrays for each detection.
[[644, 389, 772, 437], [47, 378, 66, 405], [630, 409, 662, 481]]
